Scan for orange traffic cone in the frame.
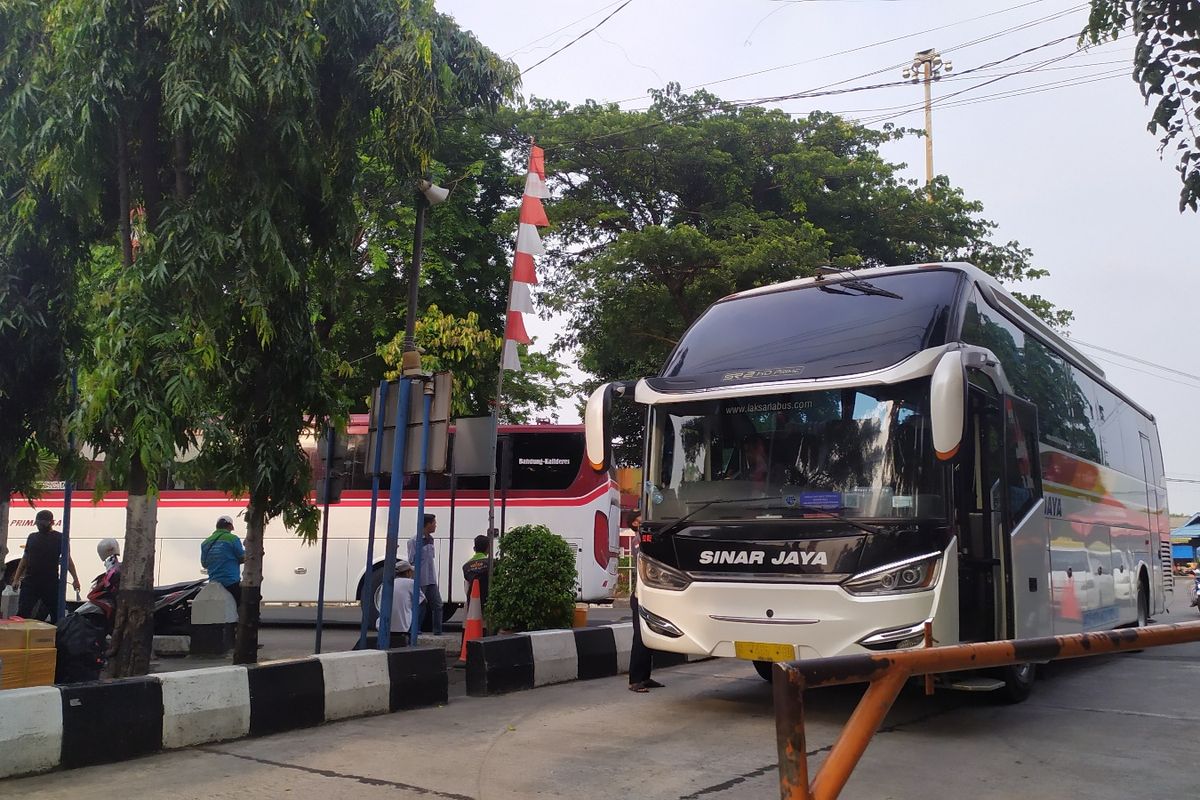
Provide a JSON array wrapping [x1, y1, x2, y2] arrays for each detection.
[[1060, 574, 1082, 623], [458, 579, 484, 663]]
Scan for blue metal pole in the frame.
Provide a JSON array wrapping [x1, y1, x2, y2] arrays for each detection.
[[314, 425, 335, 654], [409, 387, 434, 645], [358, 380, 389, 649], [378, 378, 411, 650], [58, 371, 78, 622]]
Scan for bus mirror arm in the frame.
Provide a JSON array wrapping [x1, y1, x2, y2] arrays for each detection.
[[585, 381, 635, 473], [930, 350, 966, 462]]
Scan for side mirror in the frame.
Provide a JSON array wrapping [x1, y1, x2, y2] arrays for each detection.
[[585, 383, 616, 473], [930, 350, 966, 461]]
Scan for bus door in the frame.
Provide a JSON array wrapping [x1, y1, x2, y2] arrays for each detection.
[[959, 389, 1044, 642]]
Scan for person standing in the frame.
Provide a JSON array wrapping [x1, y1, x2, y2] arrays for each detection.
[[462, 533, 491, 610], [407, 513, 442, 635], [628, 514, 664, 693], [12, 510, 80, 623], [378, 560, 422, 646], [201, 515, 245, 606]]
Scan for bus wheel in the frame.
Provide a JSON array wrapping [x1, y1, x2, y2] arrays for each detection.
[[1137, 580, 1150, 627], [365, 564, 387, 630], [753, 660, 775, 683], [994, 663, 1035, 704]]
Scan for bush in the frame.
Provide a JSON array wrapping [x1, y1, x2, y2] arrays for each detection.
[[486, 524, 576, 632]]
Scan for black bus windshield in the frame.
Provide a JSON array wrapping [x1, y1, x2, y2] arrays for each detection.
[[645, 379, 945, 523]]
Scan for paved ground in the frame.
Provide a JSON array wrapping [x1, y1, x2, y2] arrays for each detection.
[[12, 606, 1199, 799]]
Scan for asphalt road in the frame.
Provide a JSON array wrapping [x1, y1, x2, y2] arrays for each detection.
[[12, 606, 1200, 799]]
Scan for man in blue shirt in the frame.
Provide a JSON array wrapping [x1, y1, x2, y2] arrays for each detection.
[[406, 514, 441, 634], [201, 515, 245, 606]]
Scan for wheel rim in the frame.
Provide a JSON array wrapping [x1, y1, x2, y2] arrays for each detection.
[[1014, 663, 1033, 684]]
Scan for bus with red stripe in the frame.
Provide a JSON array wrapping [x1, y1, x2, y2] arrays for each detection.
[[6, 422, 620, 621]]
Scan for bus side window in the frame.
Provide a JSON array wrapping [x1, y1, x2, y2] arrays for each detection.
[[1004, 398, 1042, 520]]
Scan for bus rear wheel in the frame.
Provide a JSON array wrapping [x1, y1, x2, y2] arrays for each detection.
[[753, 660, 776, 683]]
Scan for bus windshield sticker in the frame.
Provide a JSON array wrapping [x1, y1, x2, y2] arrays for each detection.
[[798, 491, 842, 510], [891, 495, 914, 508]]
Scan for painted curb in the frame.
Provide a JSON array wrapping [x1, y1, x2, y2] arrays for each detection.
[[160, 665, 251, 749], [318, 650, 389, 722], [0, 646, 448, 778], [0, 687, 62, 778], [465, 623, 710, 697]]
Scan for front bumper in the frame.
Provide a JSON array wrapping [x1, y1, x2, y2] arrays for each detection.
[[637, 579, 940, 660]]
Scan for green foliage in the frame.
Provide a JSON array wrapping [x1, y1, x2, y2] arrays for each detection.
[[511, 86, 1068, 461], [1086, 2, 1200, 212], [378, 305, 575, 423], [486, 524, 577, 632]]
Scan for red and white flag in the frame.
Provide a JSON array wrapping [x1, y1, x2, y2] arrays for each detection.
[[503, 145, 549, 371]]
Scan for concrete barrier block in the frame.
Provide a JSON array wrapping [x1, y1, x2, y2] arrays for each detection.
[[191, 582, 237, 624], [386, 646, 447, 711], [573, 626, 618, 680], [246, 658, 325, 737], [317, 650, 390, 722], [159, 665, 250, 749], [61, 677, 163, 769], [153, 635, 191, 657], [528, 630, 578, 687], [612, 623, 634, 674], [0, 686, 62, 778], [466, 635, 534, 696]]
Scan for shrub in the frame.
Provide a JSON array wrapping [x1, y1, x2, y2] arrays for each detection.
[[486, 524, 576, 632]]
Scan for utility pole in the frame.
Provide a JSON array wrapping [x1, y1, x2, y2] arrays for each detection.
[[903, 48, 951, 187]]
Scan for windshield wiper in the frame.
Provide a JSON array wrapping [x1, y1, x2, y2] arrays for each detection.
[[785, 504, 886, 536], [818, 279, 903, 300], [654, 497, 781, 539]]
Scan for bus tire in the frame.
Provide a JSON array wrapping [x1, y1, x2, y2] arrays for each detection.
[[1137, 576, 1150, 627], [753, 660, 775, 683], [365, 564, 387, 630], [994, 663, 1035, 704]]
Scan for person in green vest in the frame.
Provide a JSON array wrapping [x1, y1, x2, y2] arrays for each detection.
[[462, 534, 491, 610]]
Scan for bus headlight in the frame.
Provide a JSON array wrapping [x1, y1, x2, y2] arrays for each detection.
[[637, 554, 691, 591], [843, 552, 941, 596]]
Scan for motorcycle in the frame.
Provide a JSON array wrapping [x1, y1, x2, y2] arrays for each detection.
[[55, 557, 207, 683], [1192, 570, 1200, 614]]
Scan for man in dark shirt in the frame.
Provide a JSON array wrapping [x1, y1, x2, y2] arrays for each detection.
[[12, 510, 80, 623]]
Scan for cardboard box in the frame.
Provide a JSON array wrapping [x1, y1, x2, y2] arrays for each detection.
[[0, 647, 56, 690], [0, 619, 57, 650]]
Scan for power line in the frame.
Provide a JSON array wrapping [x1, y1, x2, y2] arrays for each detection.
[[607, 0, 1060, 105], [1070, 339, 1200, 383], [504, 0, 628, 59], [521, 0, 634, 74]]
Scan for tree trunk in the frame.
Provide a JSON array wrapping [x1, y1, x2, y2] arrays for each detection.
[[232, 499, 265, 664], [106, 461, 157, 677]]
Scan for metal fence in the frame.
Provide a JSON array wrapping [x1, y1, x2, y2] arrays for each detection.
[[774, 620, 1200, 800]]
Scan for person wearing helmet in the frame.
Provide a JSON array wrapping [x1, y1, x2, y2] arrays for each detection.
[[11, 510, 81, 623], [97, 538, 121, 571], [201, 515, 245, 606]]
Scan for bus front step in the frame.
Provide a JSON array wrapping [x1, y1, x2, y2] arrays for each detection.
[[945, 676, 1005, 692]]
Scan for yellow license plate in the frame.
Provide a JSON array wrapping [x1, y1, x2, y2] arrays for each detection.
[[734, 641, 797, 662]]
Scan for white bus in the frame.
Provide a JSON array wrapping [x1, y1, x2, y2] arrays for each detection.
[[586, 262, 1171, 701], [6, 422, 620, 621]]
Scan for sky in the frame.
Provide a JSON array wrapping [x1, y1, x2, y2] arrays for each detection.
[[438, 0, 1200, 516]]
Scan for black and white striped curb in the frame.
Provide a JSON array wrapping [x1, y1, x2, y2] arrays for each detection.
[[465, 622, 708, 696], [0, 646, 446, 779]]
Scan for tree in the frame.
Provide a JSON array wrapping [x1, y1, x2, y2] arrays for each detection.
[[378, 305, 575, 423], [4, 0, 518, 673], [511, 87, 1068, 462], [0, 3, 88, 577], [1086, 2, 1200, 211], [486, 524, 577, 631]]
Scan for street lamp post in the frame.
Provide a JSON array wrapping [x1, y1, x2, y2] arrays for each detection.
[[903, 49, 951, 188], [401, 178, 451, 375]]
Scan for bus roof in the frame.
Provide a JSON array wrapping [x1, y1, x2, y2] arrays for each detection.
[[345, 414, 582, 435]]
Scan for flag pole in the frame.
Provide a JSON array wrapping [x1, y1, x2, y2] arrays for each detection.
[[486, 137, 543, 591]]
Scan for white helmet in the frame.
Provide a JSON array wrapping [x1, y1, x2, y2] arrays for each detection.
[[97, 538, 120, 561]]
